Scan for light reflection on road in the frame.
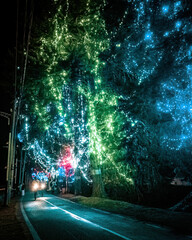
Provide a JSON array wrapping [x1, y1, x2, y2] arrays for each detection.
[[42, 198, 132, 240], [22, 192, 191, 240]]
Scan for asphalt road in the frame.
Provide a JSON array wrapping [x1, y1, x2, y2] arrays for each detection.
[[21, 191, 192, 240]]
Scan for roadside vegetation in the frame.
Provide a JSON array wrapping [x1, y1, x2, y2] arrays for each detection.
[[70, 195, 192, 235]]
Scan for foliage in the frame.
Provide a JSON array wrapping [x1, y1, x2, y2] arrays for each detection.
[[19, 0, 192, 202]]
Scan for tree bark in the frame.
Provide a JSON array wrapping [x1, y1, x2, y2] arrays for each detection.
[[91, 169, 106, 198], [74, 168, 82, 195]]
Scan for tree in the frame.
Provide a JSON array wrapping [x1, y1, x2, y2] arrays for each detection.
[[24, 0, 116, 197], [21, 0, 192, 203]]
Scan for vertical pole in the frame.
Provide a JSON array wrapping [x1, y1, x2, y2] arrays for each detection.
[[14, 158, 18, 185], [66, 176, 68, 193], [4, 0, 19, 205], [19, 149, 23, 186], [21, 151, 26, 188], [4, 131, 12, 206], [10, 102, 17, 194]]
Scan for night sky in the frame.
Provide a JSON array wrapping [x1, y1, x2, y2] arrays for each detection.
[[0, 1, 16, 184], [0, 0, 16, 130]]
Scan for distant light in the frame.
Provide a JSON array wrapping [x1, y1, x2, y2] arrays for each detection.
[[175, 21, 181, 30], [17, 133, 23, 142], [145, 31, 153, 40], [79, 150, 83, 155], [81, 137, 86, 143], [188, 46, 192, 59], [164, 32, 169, 37], [59, 121, 63, 126], [187, 65, 192, 80], [175, 1, 181, 7], [187, 65, 192, 71], [46, 105, 51, 112], [162, 5, 169, 14]]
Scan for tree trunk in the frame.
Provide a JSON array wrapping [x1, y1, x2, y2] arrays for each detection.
[[74, 168, 82, 195], [91, 169, 106, 198]]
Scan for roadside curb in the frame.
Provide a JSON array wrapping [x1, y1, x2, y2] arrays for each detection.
[[20, 198, 41, 240], [15, 197, 34, 240]]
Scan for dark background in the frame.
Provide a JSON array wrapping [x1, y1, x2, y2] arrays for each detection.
[[0, 1, 16, 185]]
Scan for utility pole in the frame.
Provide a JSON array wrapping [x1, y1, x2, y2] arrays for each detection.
[[0, 101, 17, 206], [10, 101, 17, 193], [0, 111, 11, 206], [6, 127, 12, 205], [21, 150, 26, 189], [19, 148, 23, 187]]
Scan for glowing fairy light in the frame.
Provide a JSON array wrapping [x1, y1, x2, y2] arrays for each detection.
[[175, 21, 182, 30], [162, 5, 169, 14], [24, 0, 191, 190]]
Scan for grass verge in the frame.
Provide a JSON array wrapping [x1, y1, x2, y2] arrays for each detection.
[[70, 196, 192, 235]]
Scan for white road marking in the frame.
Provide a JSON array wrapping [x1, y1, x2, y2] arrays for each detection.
[[146, 223, 164, 230], [91, 207, 111, 215], [42, 199, 132, 240], [20, 201, 41, 240], [55, 195, 76, 204]]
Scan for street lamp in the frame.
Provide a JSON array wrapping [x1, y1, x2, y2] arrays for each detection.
[[0, 111, 11, 125]]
